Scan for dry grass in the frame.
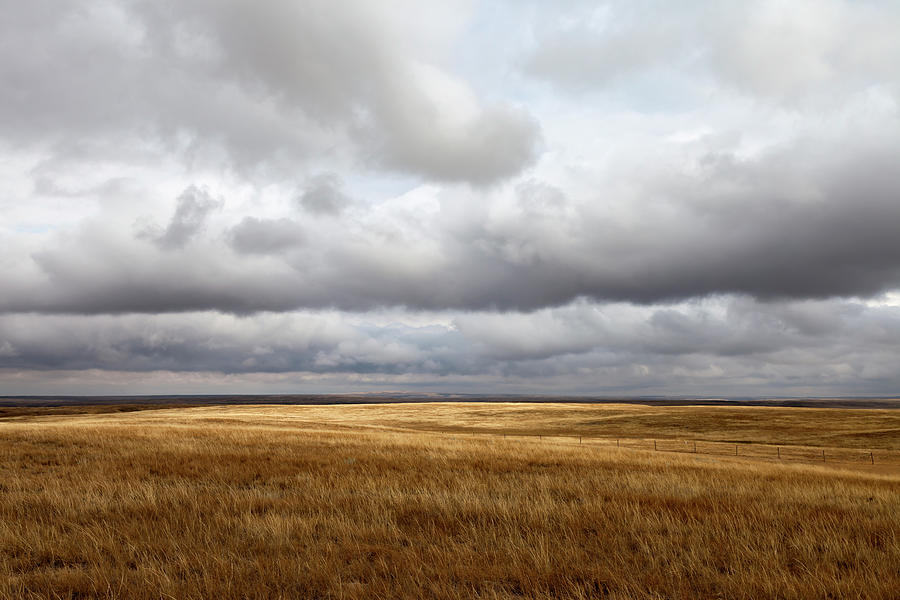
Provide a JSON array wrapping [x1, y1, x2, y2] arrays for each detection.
[[1, 403, 899, 599]]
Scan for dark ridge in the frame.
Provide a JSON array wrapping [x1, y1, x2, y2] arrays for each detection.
[[1, 394, 899, 410]]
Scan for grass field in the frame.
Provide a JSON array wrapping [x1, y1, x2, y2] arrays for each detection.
[[1, 402, 899, 599]]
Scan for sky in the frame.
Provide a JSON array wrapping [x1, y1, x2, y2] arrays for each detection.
[[2, 0, 900, 397]]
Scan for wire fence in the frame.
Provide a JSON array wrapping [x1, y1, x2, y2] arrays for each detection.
[[450, 431, 900, 468]]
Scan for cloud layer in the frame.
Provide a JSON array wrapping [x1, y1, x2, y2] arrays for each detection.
[[2, 297, 899, 395], [5, 126, 900, 315]]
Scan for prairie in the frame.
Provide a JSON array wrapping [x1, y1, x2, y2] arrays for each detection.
[[1, 402, 898, 599]]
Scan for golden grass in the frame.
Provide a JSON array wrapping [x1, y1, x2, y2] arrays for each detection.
[[55, 401, 895, 447], [1, 403, 899, 599]]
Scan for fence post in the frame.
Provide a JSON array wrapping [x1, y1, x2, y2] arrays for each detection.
[[579, 436, 582, 444], [870, 452, 874, 465], [693, 441, 697, 453], [654, 440, 657, 451], [735, 445, 738, 456], [617, 439, 620, 448], [777, 446, 780, 459], [822, 449, 826, 462]]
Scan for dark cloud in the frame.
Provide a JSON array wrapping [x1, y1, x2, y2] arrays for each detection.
[[147, 186, 223, 250], [228, 217, 304, 255], [298, 173, 351, 216], [2, 298, 899, 395], [0, 312, 467, 375], [7, 128, 899, 315]]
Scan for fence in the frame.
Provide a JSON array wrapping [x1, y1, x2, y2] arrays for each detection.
[[460, 431, 897, 468]]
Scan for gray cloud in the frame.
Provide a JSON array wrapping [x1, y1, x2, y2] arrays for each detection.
[[298, 173, 352, 216], [370, 99, 540, 184], [149, 186, 223, 250], [0, 311, 465, 375], [228, 217, 304, 255], [0, 0, 538, 184], [2, 298, 899, 395], [7, 126, 900, 315]]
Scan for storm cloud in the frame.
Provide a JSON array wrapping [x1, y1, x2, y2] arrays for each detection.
[[2, 297, 899, 396], [2, 0, 899, 395], [6, 128, 900, 315]]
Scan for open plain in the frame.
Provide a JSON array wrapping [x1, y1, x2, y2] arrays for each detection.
[[1, 402, 899, 599]]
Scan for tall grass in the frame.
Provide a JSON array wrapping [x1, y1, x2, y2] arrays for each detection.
[[1, 404, 898, 599]]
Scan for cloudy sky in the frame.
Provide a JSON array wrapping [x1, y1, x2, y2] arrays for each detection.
[[2, 0, 900, 396]]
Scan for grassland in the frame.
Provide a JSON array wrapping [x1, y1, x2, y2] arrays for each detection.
[[1, 402, 899, 599]]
